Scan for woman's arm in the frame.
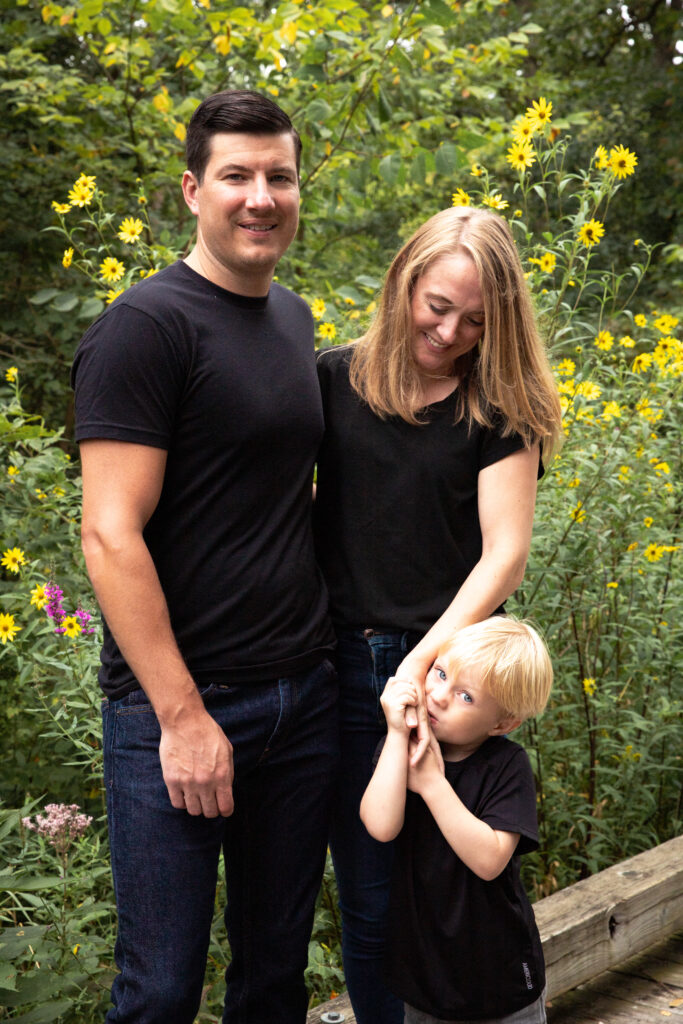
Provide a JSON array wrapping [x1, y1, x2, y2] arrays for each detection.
[[398, 444, 540, 684]]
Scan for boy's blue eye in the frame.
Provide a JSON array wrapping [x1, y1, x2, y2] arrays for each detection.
[[437, 668, 447, 681], [461, 692, 473, 704]]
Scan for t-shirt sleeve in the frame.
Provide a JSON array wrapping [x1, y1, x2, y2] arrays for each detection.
[[72, 303, 188, 449], [477, 746, 539, 854], [479, 419, 544, 480]]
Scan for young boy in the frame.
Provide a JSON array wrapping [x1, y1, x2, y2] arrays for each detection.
[[360, 616, 553, 1024]]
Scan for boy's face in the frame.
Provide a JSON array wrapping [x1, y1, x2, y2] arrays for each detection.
[[425, 660, 519, 761]]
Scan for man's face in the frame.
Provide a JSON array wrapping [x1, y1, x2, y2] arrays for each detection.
[[182, 131, 300, 295]]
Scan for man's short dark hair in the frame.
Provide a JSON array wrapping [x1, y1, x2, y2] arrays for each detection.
[[185, 90, 302, 183]]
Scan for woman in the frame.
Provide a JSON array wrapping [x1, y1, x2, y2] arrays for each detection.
[[313, 206, 562, 1024]]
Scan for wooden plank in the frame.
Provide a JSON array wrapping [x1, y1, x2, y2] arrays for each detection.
[[307, 990, 355, 1023], [548, 930, 683, 1023], [535, 835, 683, 998]]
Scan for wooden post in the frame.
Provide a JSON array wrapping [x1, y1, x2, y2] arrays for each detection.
[[534, 834, 683, 998]]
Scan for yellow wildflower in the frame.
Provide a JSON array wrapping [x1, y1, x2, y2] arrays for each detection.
[[653, 313, 678, 333], [556, 359, 575, 376], [100, 258, 125, 284], [512, 116, 535, 144], [452, 188, 471, 207], [62, 247, 74, 269], [618, 335, 635, 348], [62, 616, 82, 639], [582, 677, 596, 696], [594, 145, 609, 170], [643, 517, 653, 528], [311, 299, 326, 320], [1, 547, 27, 574], [578, 219, 605, 247], [525, 97, 552, 132], [30, 584, 48, 610], [539, 252, 556, 273], [106, 289, 124, 304], [0, 612, 22, 645], [606, 582, 618, 589], [51, 201, 71, 214], [470, 163, 484, 177], [602, 401, 621, 420], [319, 323, 336, 340], [632, 353, 653, 373], [5, 366, 18, 383], [643, 543, 664, 562], [609, 144, 637, 179], [483, 192, 509, 210], [117, 217, 144, 244], [595, 330, 613, 351], [506, 141, 535, 171], [634, 314, 647, 327], [654, 461, 669, 475], [570, 501, 586, 523], [575, 381, 602, 400]]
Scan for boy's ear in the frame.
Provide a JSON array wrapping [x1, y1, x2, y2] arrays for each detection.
[[489, 716, 522, 737]]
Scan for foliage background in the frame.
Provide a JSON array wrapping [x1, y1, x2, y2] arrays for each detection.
[[0, 0, 681, 1020]]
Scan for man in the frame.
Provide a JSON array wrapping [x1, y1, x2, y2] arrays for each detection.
[[72, 90, 338, 1024]]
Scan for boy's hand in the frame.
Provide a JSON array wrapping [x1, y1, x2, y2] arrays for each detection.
[[381, 676, 419, 733], [407, 730, 444, 794]]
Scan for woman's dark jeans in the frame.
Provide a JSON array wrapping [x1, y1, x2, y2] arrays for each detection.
[[102, 660, 339, 1024], [329, 627, 420, 1024]]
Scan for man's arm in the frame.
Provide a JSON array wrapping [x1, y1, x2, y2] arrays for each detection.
[[406, 736, 519, 880], [80, 439, 234, 818]]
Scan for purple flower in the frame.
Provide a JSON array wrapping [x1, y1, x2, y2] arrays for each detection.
[[23, 803, 93, 857]]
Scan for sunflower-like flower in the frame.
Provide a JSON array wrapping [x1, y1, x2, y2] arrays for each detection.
[[506, 141, 535, 172], [451, 188, 471, 207], [578, 219, 605, 247], [525, 97, 552, 132], [609, 145, 637, 179], [100, 258, 125, 284], [117, 217, 144, 244]]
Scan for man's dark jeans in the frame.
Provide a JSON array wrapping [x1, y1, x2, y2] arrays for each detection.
[[102, 659, 339, 1024]]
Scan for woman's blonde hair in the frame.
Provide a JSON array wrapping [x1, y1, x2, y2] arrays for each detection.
[[437, 615, 553, 721], [349, 206, 562, 453]]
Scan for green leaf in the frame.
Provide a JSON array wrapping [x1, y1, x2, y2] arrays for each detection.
[[0, 874, 64, 891], [378, 152, 402, 185], [28, 289, 59, 306], [455, 129, 489, 152], [434, 142, 461, 175], [419, 0, 456, 27], [52, 293, 80, 312], [78, 297, 105, 320], [0, 926, 48, 962], [1, 997, 73, 1021]]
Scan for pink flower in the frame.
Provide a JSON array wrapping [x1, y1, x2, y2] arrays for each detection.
[[23, 803, 92, 857]]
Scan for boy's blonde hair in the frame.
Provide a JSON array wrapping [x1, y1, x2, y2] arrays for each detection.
[[438, 616, 553, 721]]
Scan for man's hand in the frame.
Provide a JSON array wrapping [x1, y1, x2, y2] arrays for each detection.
[[380, 676, 419, 733], [159, 709, 234, 818]]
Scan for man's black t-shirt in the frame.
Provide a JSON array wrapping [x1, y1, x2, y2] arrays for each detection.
[[72, 261, 334, 698], [314, 345, 536, 632], [385, 736, 545, 1020]]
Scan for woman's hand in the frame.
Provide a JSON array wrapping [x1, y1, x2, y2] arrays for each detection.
[[380, 676, 419, 733]]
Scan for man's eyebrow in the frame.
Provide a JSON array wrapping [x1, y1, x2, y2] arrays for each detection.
[[216, 162, 296, 175]]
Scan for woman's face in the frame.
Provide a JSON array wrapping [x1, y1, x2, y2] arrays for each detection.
[[410, 253, 485, 378]]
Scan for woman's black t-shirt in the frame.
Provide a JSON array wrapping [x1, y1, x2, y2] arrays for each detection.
[[314, 344, 536, 632]]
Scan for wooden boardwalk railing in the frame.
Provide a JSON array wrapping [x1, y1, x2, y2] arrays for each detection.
[[307, 834, 683, 1023]]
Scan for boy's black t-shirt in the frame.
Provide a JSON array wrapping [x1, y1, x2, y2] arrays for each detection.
[[314, 344, 538, 633], [72, 261, 334, 698], [384, 736, 545, 1020]]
